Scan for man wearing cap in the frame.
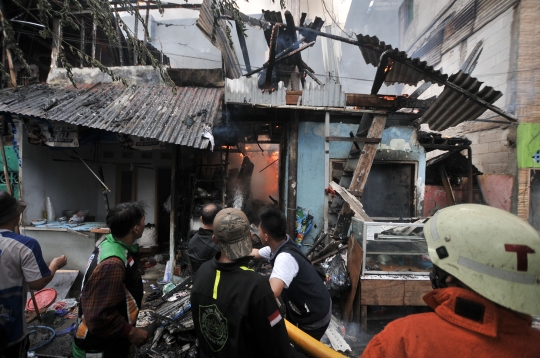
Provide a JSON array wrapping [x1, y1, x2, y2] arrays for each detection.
[[0, 191, 67, 357], [191, 208, 303, 357], [361, 204, 540, 358]]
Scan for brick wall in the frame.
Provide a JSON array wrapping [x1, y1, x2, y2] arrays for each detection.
[[515, 0, 540, 123], [440, 122, 517, 176]]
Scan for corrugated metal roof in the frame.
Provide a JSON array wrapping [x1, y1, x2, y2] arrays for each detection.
[[0, 83, 223, 149], [418, 71, 502, 131], [224, 77, 346, 107], [197, 0, 242, 79], [225, 76, 286, 105], [356, 34, 448, 86], [302, 81, 346, 107]]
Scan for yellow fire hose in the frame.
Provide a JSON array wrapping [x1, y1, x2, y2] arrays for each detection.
[[285, 319, 347, 358]]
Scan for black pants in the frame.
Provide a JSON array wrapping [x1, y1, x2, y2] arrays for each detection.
[[299, 320, 331, 341], [292, 320, 331, 357], [2, 336, 29, 358]]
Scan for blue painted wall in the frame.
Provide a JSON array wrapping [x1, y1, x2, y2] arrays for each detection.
[[295, 123, 425, 245]]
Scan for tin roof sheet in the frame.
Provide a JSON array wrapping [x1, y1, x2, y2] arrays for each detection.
[[0, 83, 223, 149], [356, 34, 448, 87], [418, 71, 502, 131], [197, 0, 242, 79]]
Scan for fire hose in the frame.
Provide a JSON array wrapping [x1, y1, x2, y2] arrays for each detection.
[[284, 319, 346, 358]]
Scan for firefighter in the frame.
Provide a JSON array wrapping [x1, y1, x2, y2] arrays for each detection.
[[362, 204, 540, 358]]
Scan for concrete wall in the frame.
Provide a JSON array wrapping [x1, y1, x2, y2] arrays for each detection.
[[20, 132, 174, 225], [403, 7, 516, 112], [296, 121, 357, 243], [121, 11, 223, 70], [400, 0, 454, 52], [296, 123, 425, 243]]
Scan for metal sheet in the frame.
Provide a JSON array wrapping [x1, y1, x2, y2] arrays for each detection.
[[356, 34, 447, 87], [224, 76, 286, 105], [418, 71, 502, 131], [302, 81, 346, 107], [0, 84, 223, 149], [197, 0, 242, 79]]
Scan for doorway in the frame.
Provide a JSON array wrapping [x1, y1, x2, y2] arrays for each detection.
[[116, 166, 137, 203], [361, 162, 416, 218]]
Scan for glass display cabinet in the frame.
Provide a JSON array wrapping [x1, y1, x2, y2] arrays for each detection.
[[350, 217, 433, 332], [351, 218, 431, 276]]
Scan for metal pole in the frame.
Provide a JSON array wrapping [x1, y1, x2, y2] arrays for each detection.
[[169, 146, 178, 282], [467, 147, 473, 203]]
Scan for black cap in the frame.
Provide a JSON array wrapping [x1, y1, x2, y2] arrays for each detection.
[[0, 191, 26, 225]]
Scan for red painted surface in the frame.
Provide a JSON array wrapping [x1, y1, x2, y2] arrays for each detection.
[[477, 174, 513, 212], [424, 180, 483, 216]]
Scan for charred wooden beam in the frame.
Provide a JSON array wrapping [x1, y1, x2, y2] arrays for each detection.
[[264, 24, 280, 90], [244, 41, 316, 78], [371, 50, 393, 95], [349, 114, 387, 196], [235, 21, 251, 73], [325, 137, 381, 143], [287, 113, 299, 237], [346, 94, 435, 108]]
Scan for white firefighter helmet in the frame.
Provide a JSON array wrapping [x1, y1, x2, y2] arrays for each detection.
[[424, 204, 540, 315]]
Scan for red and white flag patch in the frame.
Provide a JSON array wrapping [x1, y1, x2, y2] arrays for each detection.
[[128, 257, 134, 267], [268, 309, 282, 327]]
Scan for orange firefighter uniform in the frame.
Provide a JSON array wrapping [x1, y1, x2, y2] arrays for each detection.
[[362, 287, 540, 358]]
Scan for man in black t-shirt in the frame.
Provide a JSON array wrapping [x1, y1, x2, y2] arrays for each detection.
[[188, 203, 221, 274], [191, 208, 303, 358]]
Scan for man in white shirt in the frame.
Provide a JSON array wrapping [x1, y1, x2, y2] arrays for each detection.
[[251, 209, 331, 340]]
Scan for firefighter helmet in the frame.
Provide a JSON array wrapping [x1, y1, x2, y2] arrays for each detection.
[[424, 204, 540, 315]]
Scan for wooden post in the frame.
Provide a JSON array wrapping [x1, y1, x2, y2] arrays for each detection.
[[80, 17, 85, 68], [91, 21, 96, 62], [114, 7, 124, 66], [133, 3, 139, 65], [439, 165, 456, 205], [279, 127, 287, 213], [143, 3, 150, 63], [169, 146, 178, 282], [286, 112, 299, 237], [235, 21, 251, 73], [222, 148, 229, 207], [51, 18, 62, 69], [0, 8, 18, 89]]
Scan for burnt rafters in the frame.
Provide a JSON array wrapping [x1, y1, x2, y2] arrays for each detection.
[[264, 24, 280, 91]]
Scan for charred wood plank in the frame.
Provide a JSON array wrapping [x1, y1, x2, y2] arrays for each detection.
[[346, 94, 435, 108], [264, 24, 280, 90], [348, 115, 387, 196], [329, 181, 372, 221], [235, 21, 251, 73], [325, 137, 381, 143]]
